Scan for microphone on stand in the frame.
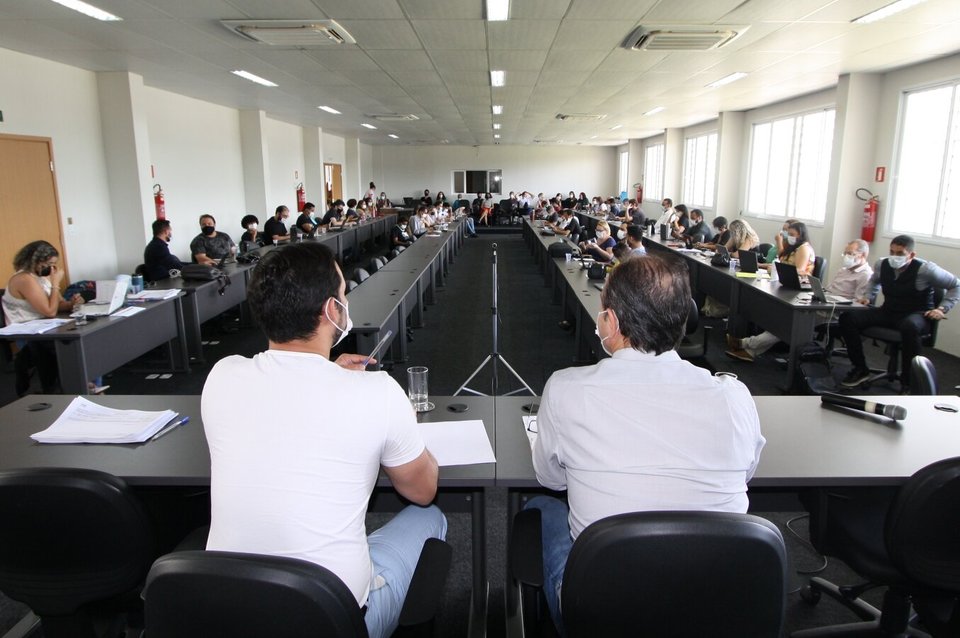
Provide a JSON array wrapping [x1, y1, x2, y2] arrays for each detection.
[[820, 392, 907, 420]]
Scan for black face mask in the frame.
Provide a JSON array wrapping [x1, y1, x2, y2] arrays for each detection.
[[201, 226, 215, 235], [38, 265, 52, 277]]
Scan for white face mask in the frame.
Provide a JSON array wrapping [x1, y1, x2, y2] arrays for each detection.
[[786, 235, 797, 246], [247, 223, 258, 231], [326, 297, 352, 347], [887, 255, 909, 270], [842, 254, 859, 268], [617, 229, 627, 240], [594, 309, 617, 356]]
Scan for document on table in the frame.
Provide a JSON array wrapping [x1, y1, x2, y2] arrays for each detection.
[[30, 396, 178, 444], [418, 420, 496, 466], [129, 289, 180, 301], [0, 318, 71, 335], [112, 306, 145, 317]]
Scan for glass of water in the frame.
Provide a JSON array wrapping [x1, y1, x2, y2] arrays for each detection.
[[407, 366, 430, 412]]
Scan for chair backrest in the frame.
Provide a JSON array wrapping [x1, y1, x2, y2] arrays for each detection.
[[0, 468, 156, 616], [346, 280, 359, 293], [684, 297, 699, 335], [812, 255, 826, 280], [910, 355, 939, 395], [353, 268, 370, 284], [368, 258, 381, 273], [561, 511, 787, 638], [134, 263, 151, 283], [144, 550, 368, 638], [757, 243, 773, 261], [388, 249, 400, 259]]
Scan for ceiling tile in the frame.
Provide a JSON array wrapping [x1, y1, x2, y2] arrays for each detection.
[[398, 0, 483, 20], [565, 0, 657, 20], [487, 20, 561, 50], [430, 49, 489, 72], [222, 0, 328, 20], [338, 20, 422, 49], [311, 0, 405, 19], [305, 49, 380, 71], [510, 0, 574, 20], [367, 49, 435, 71], [551, 20, 636, 50], [391, 70, 444, 86], [542, 49, 608, 72], [489, 49, 549, 71], [413, 20, 486, 49], [642, 0, 749, 23]]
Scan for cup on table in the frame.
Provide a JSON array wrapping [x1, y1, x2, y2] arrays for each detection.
[[565, 252, 573, 263], [72, 299, 88, 326], [407, 366, 430, 412], [131, 274, 144, 294]]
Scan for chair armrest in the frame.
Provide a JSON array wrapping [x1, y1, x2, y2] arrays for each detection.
[[509, 508, 544, 586], [398, 537, 452, 627]]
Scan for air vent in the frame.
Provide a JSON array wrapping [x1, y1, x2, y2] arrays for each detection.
[[366, 113, 420, 122], [555, 113, 607, 122], [221, 20, 356, 46], [623, 25, 748, 51]]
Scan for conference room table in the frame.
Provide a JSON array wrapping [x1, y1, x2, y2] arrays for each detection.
[[0, 295, 189, 395], [0, 393, 496, 638]]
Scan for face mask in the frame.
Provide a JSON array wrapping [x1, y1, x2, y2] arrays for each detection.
[[166, 233, 173, 242], [201, 225, 215, 235], [617, 229, 627, 240], [786, 235, 797, 246], [594, 309, 618, 357], [887, 255, 908, 269], [780, 230, 790, 239], [247, 223, 258, 231], [400, 224, 407, 231], [38, 265, 52, 277], [326, 297, 352, 347], [842, 254, 858, 268]]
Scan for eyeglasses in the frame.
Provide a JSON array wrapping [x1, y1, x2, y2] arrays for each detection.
[[525, 416, 538, 434]]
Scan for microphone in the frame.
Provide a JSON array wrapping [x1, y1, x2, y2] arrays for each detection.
[[820, 392, 907, 420]]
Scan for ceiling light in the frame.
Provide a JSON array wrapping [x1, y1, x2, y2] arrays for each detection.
[[231, 70, 277, 87], [388, 134, 399, 139], [49, 0, 121, 21], [643, 106, 665, 116], [610, 124, 623, 130], [853, 0, 929, 24], [361, 123, 377, 129], [590, 135, 598, 139], [706, 72, 748, 89], [494, 134, 501, 139], [490, 70, 505, 87], [486, 0, 510, 21], [493, 123, 501, 130], [318, 105, 341, 114], [492, 105, 503, 115]]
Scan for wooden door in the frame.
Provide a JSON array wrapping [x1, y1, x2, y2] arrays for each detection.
[[0, 134, 68, 287], [324, 163, 342, 206]]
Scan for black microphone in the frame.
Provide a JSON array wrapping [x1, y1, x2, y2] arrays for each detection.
[[821, 392, 907, 420]]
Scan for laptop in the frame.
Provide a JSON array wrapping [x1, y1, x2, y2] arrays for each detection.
[[774, 261, 811, 290], [738, 250, 758, 273], [809, 276, 854, 304], [78, 280, 126, 316]]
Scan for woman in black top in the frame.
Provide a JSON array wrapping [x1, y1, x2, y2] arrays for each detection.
[[240, 214, 265, 252]]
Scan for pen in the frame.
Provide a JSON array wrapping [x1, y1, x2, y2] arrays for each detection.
[[362, 329, 394, 367], [151, 416, 189, 441]]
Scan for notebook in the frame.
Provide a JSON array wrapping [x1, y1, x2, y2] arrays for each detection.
[[809, 276, 854, 304], [774, 261, 811, 291], [78, 280, 126, 316]]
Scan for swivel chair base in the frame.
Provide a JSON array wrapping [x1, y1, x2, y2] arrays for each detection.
[[792, 577, 930, 638]]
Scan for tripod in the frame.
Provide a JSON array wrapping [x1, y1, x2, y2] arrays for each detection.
[[455, 242, 535, 397]]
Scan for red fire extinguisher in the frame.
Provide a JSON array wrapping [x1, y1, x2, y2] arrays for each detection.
[[634, 182, 644, 203], [153, 184, 166, 220], [857, 188, 878, 243], [296, 183, 306, 212]]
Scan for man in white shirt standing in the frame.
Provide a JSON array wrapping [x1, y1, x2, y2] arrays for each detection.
[[202, 242, 445, 638], [528, 254, 765, 632]]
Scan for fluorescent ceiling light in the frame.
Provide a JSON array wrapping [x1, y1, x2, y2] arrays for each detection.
[[49, 0, 121, 21], [361, 123, 377, 129], [231, 70, 277, 87], [853, 0, 929, 24], [494, 134, 501, 139], [318, 105, 341, 114], [493, 123, 501, 130], [490, 70, 505, 87], [706, 72, 748, 89], [643, 106, 665, 116], [486, 0, 510, 21], [388, 134, 399, 139], [492, 105, 503, 115], [590, 135, 598, 139], [610, 124, 623, 130]]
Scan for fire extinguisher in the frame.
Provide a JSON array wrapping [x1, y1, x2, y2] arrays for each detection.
[[634, 182, 644, 203], [856, 188, 878, 243], [153, 184, 166, 220], [296, 183, 306, 212]]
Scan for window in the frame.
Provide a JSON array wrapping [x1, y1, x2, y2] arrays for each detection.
[[618, 151, 629, 196], [889, 81, 960, 241], [682, 132, 717, 209], [453, 169, 502, 196], [745, 109, 835, 222], [643, 143, 665, 202]]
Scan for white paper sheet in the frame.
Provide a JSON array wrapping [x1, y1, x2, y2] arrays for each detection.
[[112, 306, 146, 317], [0, 318, 71, 335], [30, 396, 178, 444], [128, 289, 180, 300], [418, 420, 496, 466]]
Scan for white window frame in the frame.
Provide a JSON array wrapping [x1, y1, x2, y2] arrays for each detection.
[[643, 142, 665, 203], [887, 79, 960, 245], [682, 131, 718, 210], [618, 150, 629, 196], [744, 107, 835, 224]]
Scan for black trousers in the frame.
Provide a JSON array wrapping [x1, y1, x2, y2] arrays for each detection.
[[14, 341, 59, 396], [838, 307, 929, 387]]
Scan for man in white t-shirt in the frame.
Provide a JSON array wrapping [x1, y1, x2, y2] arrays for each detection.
[[528, 254, 764, 632], [202, 242, 445, 638]]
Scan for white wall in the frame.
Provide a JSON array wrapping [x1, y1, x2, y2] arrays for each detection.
[[144, 87, 246, 260], [323, 133, 346, 166], [265, 117, 305, 215], [360, 143, 374, 198], [373, 145, 617, 203], [0, 47, 116, 279]]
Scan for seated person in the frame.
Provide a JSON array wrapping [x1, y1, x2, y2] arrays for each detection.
[[376, 192, 392, 209], [767, 218, 800, 263], [761, 221, 815, 275], [563, 191, 578, 210], [478, 193, 494, 226], [322, 200, 346, 228], [420, 189, 433, 205], [344, 199, 361, 223], [695, 216, 729, 250], [144, 219, 184, 281], [409, 206, 428, 237], [547, 209, 581, 240], [726, 239, 873, 363], [724, 219, 761, 258], [576, 192, 589, 210], [578, 220, 616, 262], [202, 242, 445, 638], [840, 234, 959, 391], [622, 224, 647, 257], [679, 208, 714, 244], [656, 197, 677, 229], [451, 193, 467, 212], [190, 214, 236, 265], [670, 204, 690, 238], [527, 254, 764, 631], [391, 216, 414, 248], [263, 205, 291, 245], [3, 240, 84, 395], [295, 202, 317, 235], [239, 214, 265, 252]]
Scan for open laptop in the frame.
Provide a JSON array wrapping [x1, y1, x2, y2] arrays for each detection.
[[78, 280, 126, 316], [774, 261, 811, 290], [738, 249, 758, 273], [809, 275, 854, 304]]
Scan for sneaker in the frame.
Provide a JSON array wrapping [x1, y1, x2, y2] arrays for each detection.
[[725, 348, 754, 363], [841, 367, 871, 387]]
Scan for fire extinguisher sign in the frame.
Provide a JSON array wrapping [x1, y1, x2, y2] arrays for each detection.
[[875, 166, 885, 182]]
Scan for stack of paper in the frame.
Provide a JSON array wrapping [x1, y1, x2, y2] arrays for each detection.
[[418, 420, 496, 466], [31, 397, 178, 444], [129, 289, 180, 301], [0, 318, 71, 335]]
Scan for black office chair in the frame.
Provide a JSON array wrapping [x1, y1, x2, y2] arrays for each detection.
[[511, 509, 787, 637], [0, 290, 12, 372], [353, 268, 371, 284], [346, 280, 359, 293], [0, 468, 158, 638], [795, 456, 960, 637], [134, 263, 151, 284], [758, 243, 774, 262], [143, 538, 452, 638], [677, 297, 713, 369], [388, 248, 400, 260], [368, 257, 386, 273], [910, 355, 938, 395], [812, 256, 827, 280]]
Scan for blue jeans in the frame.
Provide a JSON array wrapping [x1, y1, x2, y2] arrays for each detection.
[[365, 504, 448, 638], [523, 495, 573, 634], [464, 217, 476, 234]]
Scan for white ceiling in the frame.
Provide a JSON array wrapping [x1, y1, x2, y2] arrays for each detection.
[[2, 0, 959, 146]]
